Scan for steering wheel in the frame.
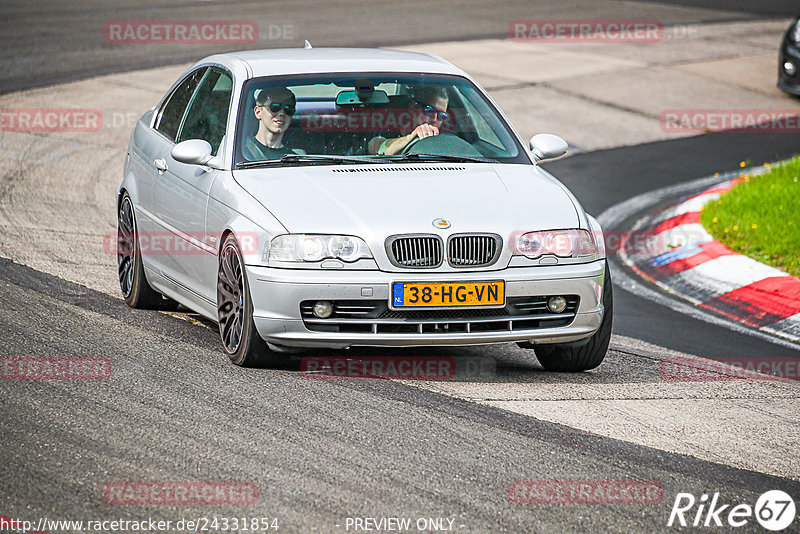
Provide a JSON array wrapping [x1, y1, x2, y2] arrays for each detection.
[[400, 132, 483, 157]]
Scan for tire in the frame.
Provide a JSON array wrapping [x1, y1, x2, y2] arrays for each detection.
[[117, 193, 163, 309], [534, 261, 613, 372], [217, 234, 280, 367]]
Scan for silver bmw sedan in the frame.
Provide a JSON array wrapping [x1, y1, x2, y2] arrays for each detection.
[[117, 47, 612, 370]]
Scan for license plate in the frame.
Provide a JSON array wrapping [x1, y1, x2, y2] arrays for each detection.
[[391, 281, 505, 308]]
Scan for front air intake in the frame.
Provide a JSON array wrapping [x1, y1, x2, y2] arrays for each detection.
[[447, 234, 501, 267], [386, 235, 443, 268]]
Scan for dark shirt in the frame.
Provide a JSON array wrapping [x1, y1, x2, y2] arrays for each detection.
[[243, 136, 295, 160]]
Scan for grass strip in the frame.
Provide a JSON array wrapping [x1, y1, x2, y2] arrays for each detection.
[[701, 157, 800, 278]]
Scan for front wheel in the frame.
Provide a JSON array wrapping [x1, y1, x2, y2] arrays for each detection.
[[533, 262, 613, 372], [217, 234, 280, 367]]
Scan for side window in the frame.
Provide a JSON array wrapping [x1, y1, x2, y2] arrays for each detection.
[[176, 68, 233, 155], [155, 68, 207, 141]]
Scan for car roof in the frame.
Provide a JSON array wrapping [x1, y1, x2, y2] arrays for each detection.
[[198, 47, 465, 78]]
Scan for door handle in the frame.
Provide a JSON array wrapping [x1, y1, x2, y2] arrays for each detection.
[[154, 158, 167, 172]]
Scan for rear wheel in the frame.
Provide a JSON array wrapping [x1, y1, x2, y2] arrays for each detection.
[[217, 234, 280, 367], [533, 262, 613, 372], [118, 193, 163, 309]]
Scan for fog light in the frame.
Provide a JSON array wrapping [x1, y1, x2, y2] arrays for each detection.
[[547, 296, 568, 313], [784, 61, 797, 76], [312, 301, 333, 318]]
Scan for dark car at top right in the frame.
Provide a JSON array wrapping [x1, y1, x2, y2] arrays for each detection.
[[778, 16, 800, 96]]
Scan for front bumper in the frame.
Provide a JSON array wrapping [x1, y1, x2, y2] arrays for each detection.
[[246, 259, 606, 349]]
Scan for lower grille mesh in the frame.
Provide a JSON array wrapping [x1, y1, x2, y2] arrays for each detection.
[[300, 296, 579, 334]]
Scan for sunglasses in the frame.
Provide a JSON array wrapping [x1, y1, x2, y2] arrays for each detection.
[[419, 104, 448, 122], [261, 102, 296, 116]]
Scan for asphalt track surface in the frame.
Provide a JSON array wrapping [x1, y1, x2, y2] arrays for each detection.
[[2, 1, 800, 532], [1, 257, 799, 532]]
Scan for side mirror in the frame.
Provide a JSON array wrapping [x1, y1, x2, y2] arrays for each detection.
[[529, 134, 568, 161], [171, 139, 213, 166]]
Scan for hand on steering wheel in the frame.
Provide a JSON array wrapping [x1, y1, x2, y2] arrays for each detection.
[[402, 124, 439, 153], [412, 123, 439, 140]]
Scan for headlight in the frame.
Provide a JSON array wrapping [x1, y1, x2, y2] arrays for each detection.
[[268, 234, 372, 263], [792, 20, 800, 43], [514, 229, 597, 258]]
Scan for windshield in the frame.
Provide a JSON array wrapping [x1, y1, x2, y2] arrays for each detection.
[[234, 73, 529, 166]]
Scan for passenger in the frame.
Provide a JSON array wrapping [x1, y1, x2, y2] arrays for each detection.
[[369, 86, 449, 155], [243, 87, 305, 160]]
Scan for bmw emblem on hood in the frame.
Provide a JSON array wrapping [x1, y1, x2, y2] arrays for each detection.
[[433, 218, 451, 229]]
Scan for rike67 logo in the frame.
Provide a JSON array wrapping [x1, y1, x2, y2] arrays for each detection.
[[668, 490, 796, 531]]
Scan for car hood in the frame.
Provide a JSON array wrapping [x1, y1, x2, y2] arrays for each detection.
[[233, 163, 582, 269]]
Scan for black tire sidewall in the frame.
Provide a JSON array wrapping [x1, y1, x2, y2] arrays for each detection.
[[219, 235, 265, 366], [534, 261, 613, 372]]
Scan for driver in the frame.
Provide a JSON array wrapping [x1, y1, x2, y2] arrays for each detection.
[[368, 86, 449, 155], [243, 87, 305, 160]]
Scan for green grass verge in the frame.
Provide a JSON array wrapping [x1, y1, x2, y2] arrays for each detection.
[[700, 157, 800, 278]]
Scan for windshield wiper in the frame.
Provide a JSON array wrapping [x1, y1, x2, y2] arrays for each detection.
[[237, 154, 391, 168], [389, 153, 499, 164]]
